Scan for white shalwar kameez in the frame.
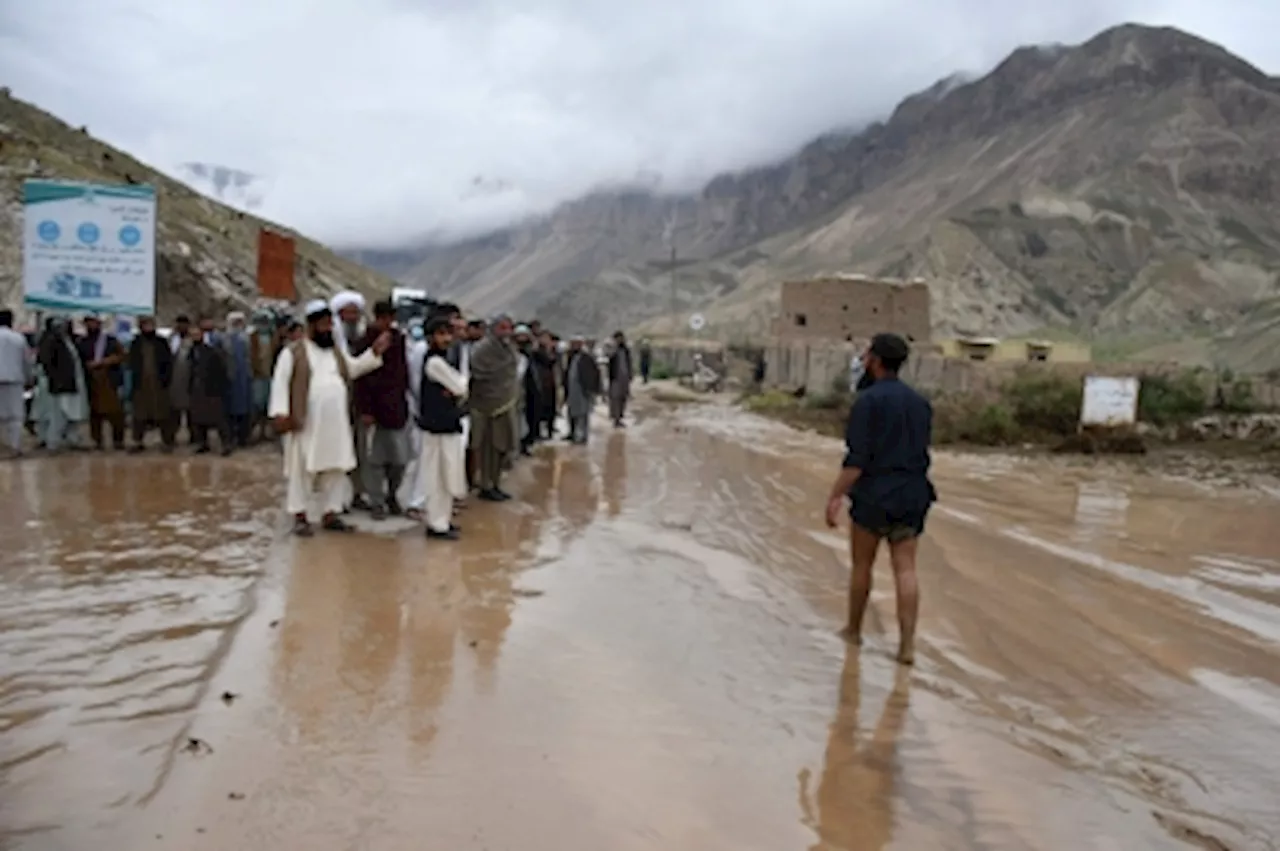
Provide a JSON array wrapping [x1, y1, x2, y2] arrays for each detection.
[[269, 340, 382, 519], [399, 338, 429, 512], [419, 355, 469, 534]]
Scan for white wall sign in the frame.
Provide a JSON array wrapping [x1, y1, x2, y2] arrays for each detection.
[[689, 313, 706, 332], [22, 179, 157, 314], [1080, 375, 1140, 427]]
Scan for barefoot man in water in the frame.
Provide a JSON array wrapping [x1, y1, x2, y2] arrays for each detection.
[[824, 333, 936, 665]]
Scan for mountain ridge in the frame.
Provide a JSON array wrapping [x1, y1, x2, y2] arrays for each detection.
[[366, 23, 1280, 371]]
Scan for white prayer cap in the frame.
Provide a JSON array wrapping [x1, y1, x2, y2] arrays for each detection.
[[226, 310, 246, 323], [329, 290, 365, 313], [304, 299, 330, 321], [514, 324, 531, 335]]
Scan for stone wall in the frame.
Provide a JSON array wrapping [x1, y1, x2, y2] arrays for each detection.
[[757, 341, 1280, 408], [777, 277, 932, 345]]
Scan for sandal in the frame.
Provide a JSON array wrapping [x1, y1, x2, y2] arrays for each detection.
[[321, 516, 355, 533], [292, 517, 315, 537]]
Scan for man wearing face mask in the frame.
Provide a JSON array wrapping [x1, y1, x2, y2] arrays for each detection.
[[269, 300, 390, 536]]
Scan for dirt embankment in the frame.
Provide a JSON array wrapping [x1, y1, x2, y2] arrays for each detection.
[[738, 372, 1280, 479]]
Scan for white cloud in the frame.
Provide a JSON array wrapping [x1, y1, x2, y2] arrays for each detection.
[[2, 0, 1277, 248]]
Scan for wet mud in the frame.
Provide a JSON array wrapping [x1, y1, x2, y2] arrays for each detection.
[[2, 394, 1278, 850]]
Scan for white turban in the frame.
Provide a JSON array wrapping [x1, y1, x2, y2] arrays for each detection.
[[304, 299, 330, 320], [329, 290, 365, 313]]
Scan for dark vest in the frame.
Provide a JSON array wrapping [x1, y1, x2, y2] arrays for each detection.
[[418, 348, 463, 434]]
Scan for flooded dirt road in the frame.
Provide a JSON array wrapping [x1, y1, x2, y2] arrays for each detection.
[[2, 395, 1278, 850]]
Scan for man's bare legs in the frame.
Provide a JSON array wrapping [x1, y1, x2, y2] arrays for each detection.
[[842, 524, 880, 644], [887, 536, 920, 665], [843, 525, 921, 665]]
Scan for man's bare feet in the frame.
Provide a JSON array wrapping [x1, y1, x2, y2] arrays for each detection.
[[896, 642, 915, 666], [838, 626, 863, 645]]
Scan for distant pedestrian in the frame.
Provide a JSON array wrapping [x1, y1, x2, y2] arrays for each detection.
[[824, 333, 936, 666], [564, 335, 600, 444], [607, 331, 633, 427], [126, 316, 175, 452], [222, 311, 254, 446], [468, 316, 517, 502], [77, 314, 126, 450], [188, 321, 234, 456], [0, 309, 31, 457], [36, 317, 88, 451], [638, 339, 652, 384]]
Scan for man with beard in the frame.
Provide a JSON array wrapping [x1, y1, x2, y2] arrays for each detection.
[[126, 316, 174, 452], [824, 333, 935, 666], [564, 335, 601, 445], [417, 316, 469, 540], [35, 317, 88, 451], [606, 330, 633, 428], [330, 289, 371, 510], [168, 315, 193, 443], [468, 315, 518, 501], [354, 300, 412, 520], [513, 324, 539, 455], [77, 314, 127, 450], [248, 312, 280, 442], [188, 320, 234, 455], [532, 329, 560, 440], [269, 300, 390, 536], [222, 311, 254, 446]]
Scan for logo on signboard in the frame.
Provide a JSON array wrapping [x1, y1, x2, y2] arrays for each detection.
[[118, 224, 141, 246], [37, 220, 60, 242], [77, 222, 100, 245]]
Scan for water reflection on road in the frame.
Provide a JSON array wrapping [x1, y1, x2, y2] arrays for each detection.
[[2, 398, 1279, 850]]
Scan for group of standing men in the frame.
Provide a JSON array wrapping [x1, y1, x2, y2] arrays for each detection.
[[1, 295, 640, 542], [0, 307, 295, 458], [265, 292, 639, 539]]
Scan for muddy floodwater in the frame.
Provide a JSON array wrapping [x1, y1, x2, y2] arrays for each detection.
[[2, 394, 1278, 850]]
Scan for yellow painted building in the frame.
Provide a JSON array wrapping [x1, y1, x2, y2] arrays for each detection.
[[937, 337, 1092, 363]]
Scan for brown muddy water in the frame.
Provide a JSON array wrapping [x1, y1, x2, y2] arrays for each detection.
[[1, 397, 1278, 850]]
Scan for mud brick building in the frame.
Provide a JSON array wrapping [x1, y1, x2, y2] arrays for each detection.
[[776, 274, 932, 344]]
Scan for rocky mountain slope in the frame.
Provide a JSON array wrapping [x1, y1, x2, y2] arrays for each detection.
[[375, 24, 1280, 372], [0, 89, 393, 322]]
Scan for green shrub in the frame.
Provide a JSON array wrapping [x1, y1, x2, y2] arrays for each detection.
[[742, 390, 798, 412], [1139, 371, 1207, 426], [804, 390, 851, 411], [650, 363, 673, 381], [933, 396, 1020, 445], [1218, 380, 1259, 414], [1002, 370, 1083, 436]]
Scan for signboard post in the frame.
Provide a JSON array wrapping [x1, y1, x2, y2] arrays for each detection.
[[1080, 376, 1140, 427], [22, 179, 157, 314], [256, 228, 297, 302]]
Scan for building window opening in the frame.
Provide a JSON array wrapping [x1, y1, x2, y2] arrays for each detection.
[[795, 313, 807, 327]]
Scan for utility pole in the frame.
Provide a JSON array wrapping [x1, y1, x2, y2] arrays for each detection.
[[669, 243, 677, 336]]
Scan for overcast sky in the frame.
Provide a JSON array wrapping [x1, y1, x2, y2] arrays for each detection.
[[2, 0, 1277, 249]]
